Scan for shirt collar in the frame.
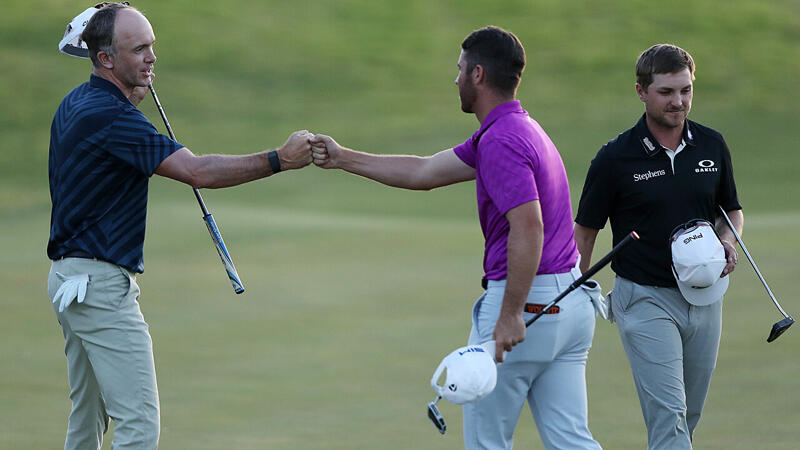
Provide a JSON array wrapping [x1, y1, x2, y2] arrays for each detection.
[[89, 74, 133, 105], [475, 100, 525, 135], [634, 113, 696, 157]]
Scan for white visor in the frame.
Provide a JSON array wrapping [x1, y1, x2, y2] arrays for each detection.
[[58, 7, 100, 58]]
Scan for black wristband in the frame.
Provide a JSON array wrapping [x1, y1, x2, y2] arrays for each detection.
[[268, 150, 281, 174]]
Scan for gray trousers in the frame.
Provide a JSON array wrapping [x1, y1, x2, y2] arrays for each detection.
[[48, 258, 159, 450], [610, 276, 722, 450], [463, 269, 602, 450]]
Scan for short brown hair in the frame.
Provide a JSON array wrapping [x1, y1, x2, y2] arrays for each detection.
[[636, 44, 695, 90], [461, 26, 526, 97], [81, 2, 136, 68]]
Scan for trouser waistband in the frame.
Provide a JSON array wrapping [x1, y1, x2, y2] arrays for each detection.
[[58, 250, 95, 260], [482, 268, 579, 290]]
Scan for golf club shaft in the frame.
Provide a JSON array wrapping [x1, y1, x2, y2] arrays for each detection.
[[718, 206, 789, 318], [526, 231, 640, 327], [148, 84, 245, 294]]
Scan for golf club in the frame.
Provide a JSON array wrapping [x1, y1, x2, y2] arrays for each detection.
[[427, 395, 446, 435], [58, 4, 245, 294], [525, 231, 640, 327], [718, 206, 793, 342], [426, 231, 640, 434]]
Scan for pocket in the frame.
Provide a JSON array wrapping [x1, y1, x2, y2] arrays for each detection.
[[475, 289, 503, 343], [581, 279, 608, 320], [86, 268, 132, 310], [606, 290, 615, 323], [611, 277, 638, 314]]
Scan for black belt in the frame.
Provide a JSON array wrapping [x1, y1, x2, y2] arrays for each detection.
[[60, 250, 95, 260]]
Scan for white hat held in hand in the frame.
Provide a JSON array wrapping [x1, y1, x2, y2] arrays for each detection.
[[670, 219, 729, 306], [430, 340, 497, 405]]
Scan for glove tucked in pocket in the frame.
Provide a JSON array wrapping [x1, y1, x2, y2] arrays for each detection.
[[52, 272, 89, 313], [580, 279, 608, 321]]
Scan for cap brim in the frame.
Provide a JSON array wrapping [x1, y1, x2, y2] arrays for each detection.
[[59, 40, 90, 58], [57, 7, 99, 59], [672, 266, 729, 306]]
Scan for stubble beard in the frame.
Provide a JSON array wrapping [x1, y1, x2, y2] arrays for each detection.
[[459, 81, 477, 114]]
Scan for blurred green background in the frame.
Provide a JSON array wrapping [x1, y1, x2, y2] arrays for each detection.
[[1, 0, 798, 448]]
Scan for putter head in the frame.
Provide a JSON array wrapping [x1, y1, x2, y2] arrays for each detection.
[[427, 397, 446, 435], [767, 316, 794, 343]]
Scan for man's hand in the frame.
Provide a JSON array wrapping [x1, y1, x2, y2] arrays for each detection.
[[493, 312, 525, 363], [277, 130, 314, 170], [721, 239, 738, 276], [129, 74, 154, 107], [310, 134, 344, 169]]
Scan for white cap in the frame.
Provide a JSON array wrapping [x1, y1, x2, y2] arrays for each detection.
[[58, 7, 100, 58], [670, 220, 729, 306], [430, 341, 497, 405]]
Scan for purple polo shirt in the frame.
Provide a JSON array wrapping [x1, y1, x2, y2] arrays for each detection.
[[454, 101, 578, 280]]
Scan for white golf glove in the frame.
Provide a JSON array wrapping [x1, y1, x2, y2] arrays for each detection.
[[581, 279, 608, 321], [52, 273, 89, 313]]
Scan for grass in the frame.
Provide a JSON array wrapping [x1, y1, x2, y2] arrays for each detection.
[[1, 0, 799, 448]]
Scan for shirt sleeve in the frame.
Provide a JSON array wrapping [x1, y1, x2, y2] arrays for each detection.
[[716, 137, 742, 211], [478, 137, 538, 215], [453, 138, 476, 168], [575, 146, 614, 229], [106, 108, 183, 176]]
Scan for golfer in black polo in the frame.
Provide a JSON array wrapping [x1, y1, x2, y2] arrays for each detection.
[[574, 44, 744, 449]]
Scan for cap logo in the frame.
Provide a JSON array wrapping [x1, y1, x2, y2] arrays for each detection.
[[683, 232, 703, 245], [448, 384, 457, 392], [458, 347, 485, 356]]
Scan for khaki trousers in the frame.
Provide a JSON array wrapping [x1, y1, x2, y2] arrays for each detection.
[[48, 258, 159, 450]]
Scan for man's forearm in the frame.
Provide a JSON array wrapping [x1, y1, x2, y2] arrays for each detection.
[[337, 148, 435, 190], [191, 152, 272, 189], [501, 215, 543, 317], [717, 209, 744, 245], [574, 224, 599, 273]]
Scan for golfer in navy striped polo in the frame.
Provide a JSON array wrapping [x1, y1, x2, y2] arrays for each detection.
[[47, 4, 313, 449]]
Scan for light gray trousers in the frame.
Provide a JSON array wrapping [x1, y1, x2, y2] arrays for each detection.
[[48, 258, 159, 450], [463, 268, 603, 450], [610, 276, 722, 450]]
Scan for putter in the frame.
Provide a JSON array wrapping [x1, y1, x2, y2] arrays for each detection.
[[148, 85, 245, 294], [718, 206, 793, 342], [58, 4, 245, 294], [427, 395, 446, 435], [426, 231, 640, 434], [526, 231, 640, 327]]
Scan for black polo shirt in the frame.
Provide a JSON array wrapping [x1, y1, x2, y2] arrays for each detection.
[[575, 114, 741, 287]]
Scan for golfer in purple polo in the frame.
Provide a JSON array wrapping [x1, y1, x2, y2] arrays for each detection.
[[310, 26, 602, 450]]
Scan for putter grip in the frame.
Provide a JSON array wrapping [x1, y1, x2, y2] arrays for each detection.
[[525, 231, 639, 327], [203, 214, 245, 294]]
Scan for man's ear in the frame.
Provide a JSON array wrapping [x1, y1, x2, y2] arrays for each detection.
[[635, 83, 647, 102], [97, 50, 114, 69], [472, 64, 485, 86]]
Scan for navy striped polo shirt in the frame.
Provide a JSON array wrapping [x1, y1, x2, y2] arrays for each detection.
[[48, 75, 182, 273]]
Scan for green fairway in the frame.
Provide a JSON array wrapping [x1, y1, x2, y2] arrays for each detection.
[[2, 0, 799, 448]]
